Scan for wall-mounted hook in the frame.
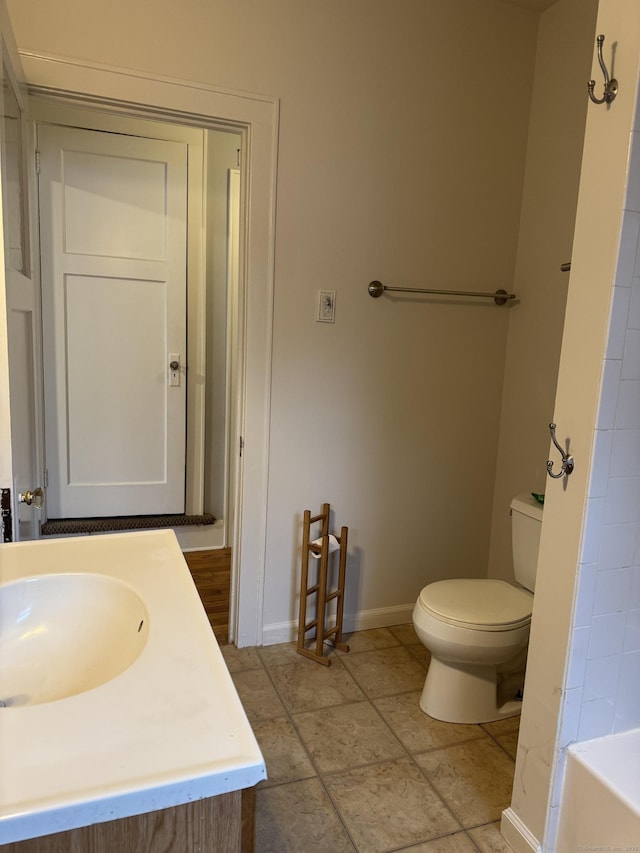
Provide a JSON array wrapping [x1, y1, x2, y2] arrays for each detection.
[[588, 34, 618, 105], [546, 422, 575, 480]]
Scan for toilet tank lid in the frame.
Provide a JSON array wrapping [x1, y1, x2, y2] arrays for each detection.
[[510, 493, 543, 521]]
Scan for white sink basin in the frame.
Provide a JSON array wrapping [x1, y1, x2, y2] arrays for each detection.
[[0, 573, 148, 706], [0, 532, 266, 846]]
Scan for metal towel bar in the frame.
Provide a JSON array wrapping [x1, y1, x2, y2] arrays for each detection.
[[367, 280, 516, 306]]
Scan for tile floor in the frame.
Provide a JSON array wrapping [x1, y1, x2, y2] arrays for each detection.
[[222, 624, 518, 853]]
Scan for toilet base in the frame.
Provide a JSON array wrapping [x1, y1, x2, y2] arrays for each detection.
[[419, 656, 523, 724]]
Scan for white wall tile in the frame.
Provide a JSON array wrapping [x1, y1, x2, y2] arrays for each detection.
[[624, 608, 640, 652], [629, 276, 640, 328], [629, 564, 640, 608], [588, 429, 612, 498], [549, 749, 569, 810], [614, 651, 640, 732], [622, 328, 640, 379], [626, 131, 640, 213], [580, 498, 605, 564], [593, 566, 632, 614], [577, 697, 615, 741], [544, 804, 561, 843], [618, 211, 640, 283], [557, 686, 583, 748], [607, 287, 632, 359], [565, 625, 590, 689], [598, 523, 637, 570], [610, 428, 640, 476], [615, 380, 640, 429], [588, 611, 627, 659], [583, 654, 622, 702], [573, 562, 597, 627], [604, 477, 640, 524], [630, 275, 640, 329], [597, 359, 621, 430]]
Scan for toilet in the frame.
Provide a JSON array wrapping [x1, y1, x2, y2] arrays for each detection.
[[412, 493, 543, 724]]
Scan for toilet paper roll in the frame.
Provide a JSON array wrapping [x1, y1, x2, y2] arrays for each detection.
[[310, 534, 340, 558]]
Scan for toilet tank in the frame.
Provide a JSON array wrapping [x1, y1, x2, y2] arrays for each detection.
[[510, 494, 543, 592]]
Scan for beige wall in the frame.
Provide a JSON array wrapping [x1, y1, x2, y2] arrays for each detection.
[[487, 0, 598, 583], [7, 0, 540, 637]]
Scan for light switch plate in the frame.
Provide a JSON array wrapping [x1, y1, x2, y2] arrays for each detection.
[[316, 290, 336, 323]]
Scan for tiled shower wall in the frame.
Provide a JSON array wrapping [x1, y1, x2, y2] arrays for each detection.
[[562, 109, 640, 748]]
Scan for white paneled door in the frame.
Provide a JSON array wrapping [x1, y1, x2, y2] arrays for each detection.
[[38, 125, 188, 518]]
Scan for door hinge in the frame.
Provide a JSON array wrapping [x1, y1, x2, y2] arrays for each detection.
[[239, 436, 244, 458], [35, 150, 41, 174]]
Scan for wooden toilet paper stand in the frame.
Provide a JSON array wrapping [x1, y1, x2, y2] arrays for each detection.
[[296, 503, 349, 665]]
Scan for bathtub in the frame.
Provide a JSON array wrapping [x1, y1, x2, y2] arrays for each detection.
[[556, 728, 640, 851]]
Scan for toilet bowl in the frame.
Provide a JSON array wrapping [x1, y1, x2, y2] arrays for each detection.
[[412, 494, 542, 724]]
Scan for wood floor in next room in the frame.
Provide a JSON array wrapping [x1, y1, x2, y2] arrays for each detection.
[[222, 624, 518, 853], [183, 548, 231, 644]]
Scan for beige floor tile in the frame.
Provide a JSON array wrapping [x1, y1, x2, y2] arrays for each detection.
[[252, 716, 316, 787], [402, 830, 478, 851], [373, 691, 484, 754], [407, 642, 431, 667], [388, 622, 421, 645], [268, 657, 365, 713], [342, 627, 400, 652], [220, 643, 263, 672], [256, 778, 355, 852], [324, 757, 460, 853], [259, 639, 347, 667], [292, 700, 404, 773], [230, 668, 285, 722], [341, 646, 427, 698], [414, 738, 515, 827], [481, 716, 521, 760], [468, 821, 516, 852], [259, 641, 309, 667]]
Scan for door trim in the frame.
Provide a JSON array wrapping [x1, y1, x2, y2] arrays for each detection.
[[19, 50, 279, 647]]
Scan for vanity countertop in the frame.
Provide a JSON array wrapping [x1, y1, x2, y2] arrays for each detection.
[[0, 530, 266, 845]]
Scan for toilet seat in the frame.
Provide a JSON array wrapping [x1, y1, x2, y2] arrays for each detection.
[[418, 578, 532, 632]]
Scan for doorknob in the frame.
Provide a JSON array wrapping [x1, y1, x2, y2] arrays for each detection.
[[19, 487, 43, 508], [169, 353, 181, 387]]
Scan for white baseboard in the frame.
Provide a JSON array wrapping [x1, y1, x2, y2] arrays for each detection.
[[261, 604, 415, 647], [501, 808, 541, 853]]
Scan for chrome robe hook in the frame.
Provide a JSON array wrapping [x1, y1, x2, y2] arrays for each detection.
[[588, 34, 618, 105], [547, 423, 574, 480]]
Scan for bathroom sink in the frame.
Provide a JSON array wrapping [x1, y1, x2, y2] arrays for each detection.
[[0, 573, 148, 707]]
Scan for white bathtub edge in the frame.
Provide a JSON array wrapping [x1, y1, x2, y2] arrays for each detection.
[[557, 727, 640, 852], [568, 727, 640, 818]]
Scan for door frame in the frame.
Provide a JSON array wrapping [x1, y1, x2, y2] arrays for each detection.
[[18, 50, 278, 647]]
